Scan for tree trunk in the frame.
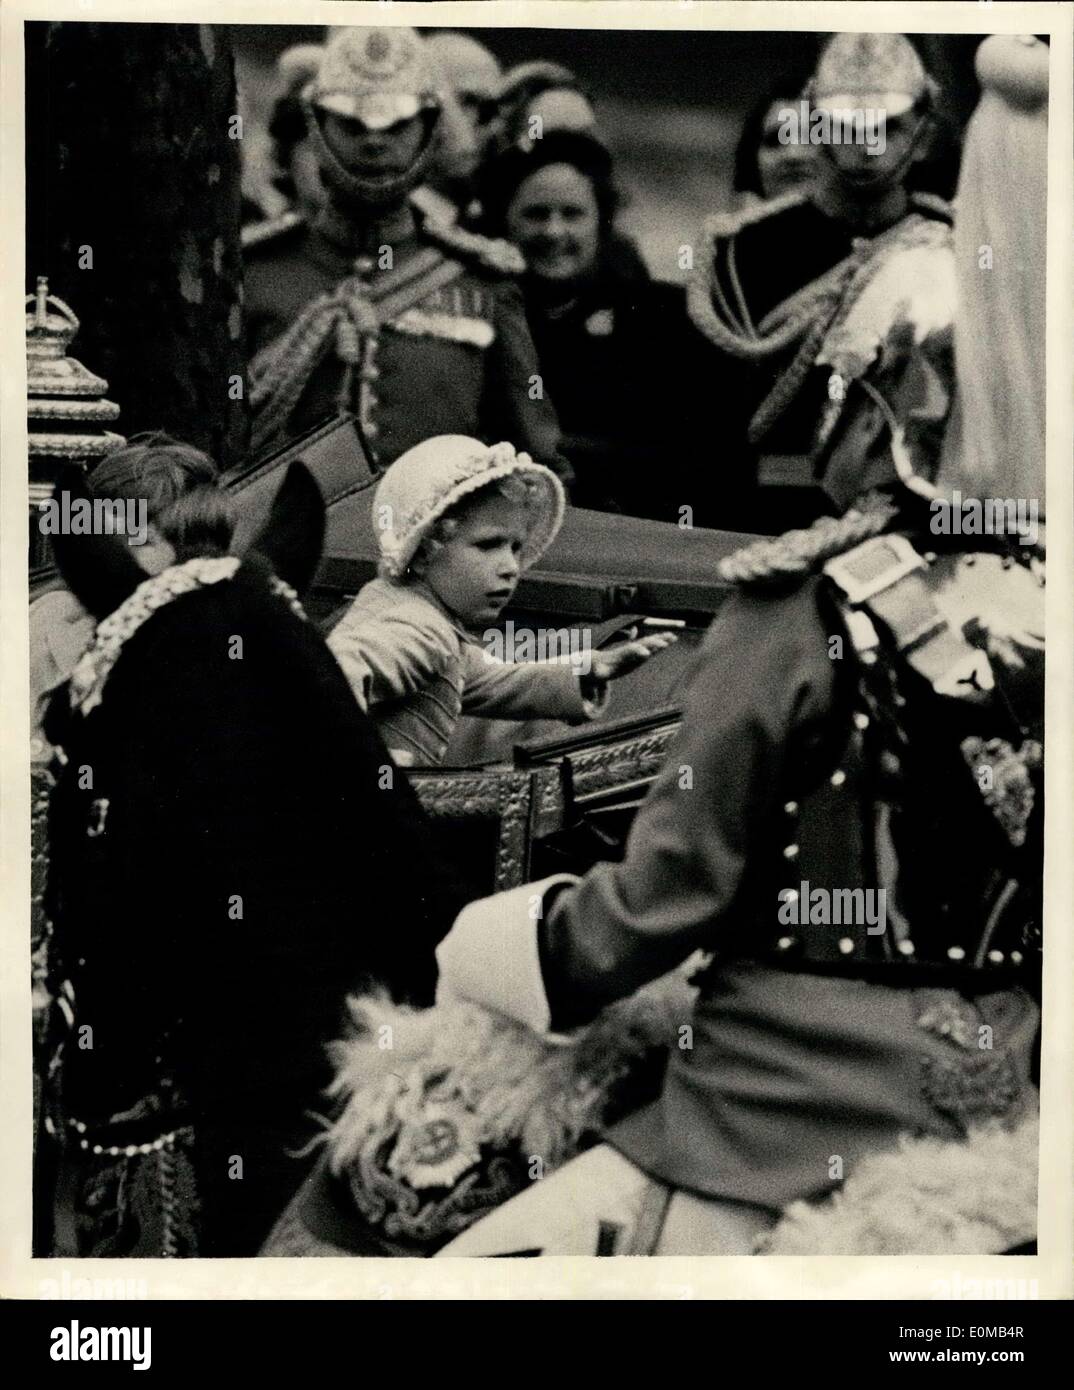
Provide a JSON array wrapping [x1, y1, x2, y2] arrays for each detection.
[[26, 21, 248, 471]]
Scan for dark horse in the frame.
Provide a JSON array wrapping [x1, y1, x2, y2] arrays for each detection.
[[35, 463, 465, 1257]]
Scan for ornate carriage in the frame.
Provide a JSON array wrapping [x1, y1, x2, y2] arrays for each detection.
[[25, 286, 752, 990], [223, 413, 751, 892]]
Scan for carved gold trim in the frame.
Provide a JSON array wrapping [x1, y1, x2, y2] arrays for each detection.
[[564, 723, 681, 805], [411, 765, 567, 891]]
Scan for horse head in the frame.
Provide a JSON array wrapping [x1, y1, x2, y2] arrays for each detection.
[[245, 459, 326, 596], [48, 463, 147, 620]]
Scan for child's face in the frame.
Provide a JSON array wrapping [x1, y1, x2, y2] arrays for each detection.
[[419, 492, 529, 628]]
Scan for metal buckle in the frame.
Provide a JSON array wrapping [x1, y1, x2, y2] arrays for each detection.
[[823, 534, 926, 606]]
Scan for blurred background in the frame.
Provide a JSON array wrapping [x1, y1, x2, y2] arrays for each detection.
[[23, 21, 986, 476], [234, 26, 982, 279]]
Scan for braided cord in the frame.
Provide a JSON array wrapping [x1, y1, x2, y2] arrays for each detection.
[[717, 490, 901, 588], [747, 303, 843, 445], [250, 296, 346, 452], [250, 276, 384, 454], [692, 210, 947, 449]]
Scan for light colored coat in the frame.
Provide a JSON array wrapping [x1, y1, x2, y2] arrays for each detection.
[[328, 578, 603, 767]]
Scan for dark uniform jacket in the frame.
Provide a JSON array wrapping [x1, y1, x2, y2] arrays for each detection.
[[244, 204, 572, 483], [533, 544, 1041, 1209], [435, 529, 1042, 1213], [694, 194, 954, 535]]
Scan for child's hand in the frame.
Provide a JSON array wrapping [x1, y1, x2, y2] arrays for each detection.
[[590, 631, 678, 683]]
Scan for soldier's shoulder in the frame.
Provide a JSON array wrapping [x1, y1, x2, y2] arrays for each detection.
[[241, 209, 308, 257], [419, 213, 526, 279], [700, 190, 811, 250], [717, 498, 902, 592]]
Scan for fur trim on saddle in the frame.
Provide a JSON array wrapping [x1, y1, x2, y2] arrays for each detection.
[[758, 1110, 1038, 1255], [317, 969, 697, 1245]]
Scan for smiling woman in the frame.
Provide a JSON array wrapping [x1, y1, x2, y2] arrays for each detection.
[[476, 130, 734, 522]]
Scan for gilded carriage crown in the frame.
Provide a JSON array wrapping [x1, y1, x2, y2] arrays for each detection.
[[26, 277, 123, 462], [26, 276, 124, 567]]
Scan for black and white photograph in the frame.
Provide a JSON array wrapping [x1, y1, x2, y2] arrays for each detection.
[[3, 0, 1072, 1317]]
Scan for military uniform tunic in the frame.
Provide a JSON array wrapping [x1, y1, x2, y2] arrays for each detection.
[[244, 204, 572, 483]]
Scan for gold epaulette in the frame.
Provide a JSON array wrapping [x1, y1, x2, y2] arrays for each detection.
[[241, 208, 305, 251], [701, 189, 809, 244], [420, 215, 526, 277], [718, 495, 900, 589]]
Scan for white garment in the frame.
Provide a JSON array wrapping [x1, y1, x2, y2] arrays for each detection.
[[436, 1143, 776, 1257]]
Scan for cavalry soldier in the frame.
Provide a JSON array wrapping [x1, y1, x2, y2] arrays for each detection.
[[257, 33, 1047, 1261], [422, 34, 1047, 1258], [688, 32, 954, 535], [244, 26, 571, 485]]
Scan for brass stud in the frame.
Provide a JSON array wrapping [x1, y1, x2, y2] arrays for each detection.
[[838, 937, 855, 955], [830, 769, 847, 788], [777, 935, 795, 952], [897, 940, 915, 956], [1011, 951, 1024, 965], [947, 946, 966, 961], [988, 949, 1005, 964], [783, 800, 798, 816], [783, 843, 799, 861], [853, 712, 870, 731]]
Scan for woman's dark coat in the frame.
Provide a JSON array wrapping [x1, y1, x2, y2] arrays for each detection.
[[522, 258, 750, 527]]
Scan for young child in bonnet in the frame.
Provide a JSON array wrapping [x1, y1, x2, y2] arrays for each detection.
[[328, 435, 675, 767]]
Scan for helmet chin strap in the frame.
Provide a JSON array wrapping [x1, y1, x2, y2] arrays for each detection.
[[819, 110, 929, 201], [305, 104, 442, 211]]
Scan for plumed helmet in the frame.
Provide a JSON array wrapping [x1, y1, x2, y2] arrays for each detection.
[[931, 35, 1048, 516], [373, 436, 566, 580], [309, 26, 441, 130], [304, 28, 445, 208], [425, 32, 503, 103], [810, 32, 937, 118], [276, 43, 325, 99]]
